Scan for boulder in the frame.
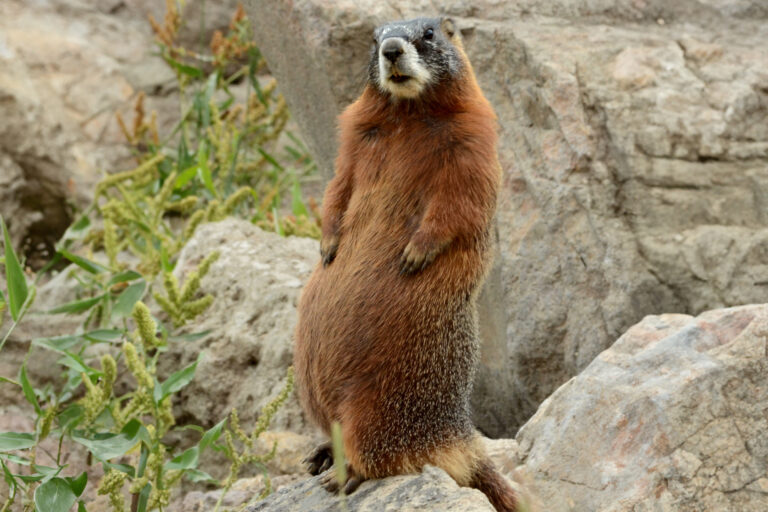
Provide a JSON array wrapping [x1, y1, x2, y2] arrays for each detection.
[[245, 465, 497, 512], [165, 219, 318, 434], [517, 304, 768, 511], [245, 0, 768, 432]]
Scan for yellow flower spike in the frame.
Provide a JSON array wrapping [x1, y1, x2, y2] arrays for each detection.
[[98, 469, 127, 512], [132, 301, 159, 350], [123, 342, 153, 389], [167, 196, 199, 213], [183, 210, 206, 240], [222, 187, 252, 215], [95, 154, 164, 198], [181, 295, 214, 321], [39, 407, 56, 440], [101, 354, 117, 398], [153, 293, 183, 325], [204, 199, 222, 222], [163, 271, 181, 305]]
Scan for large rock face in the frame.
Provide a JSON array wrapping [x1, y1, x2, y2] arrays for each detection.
[[245, 0, 768, 432], [517, 304, 768, 511]]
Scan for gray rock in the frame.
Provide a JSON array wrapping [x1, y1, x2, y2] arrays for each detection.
[[0, 0, 153, 265], [245, 0, 768, 432], [245, 465, 496, 512], [165, 219, 318, 434], [517, 304, 768, 511]]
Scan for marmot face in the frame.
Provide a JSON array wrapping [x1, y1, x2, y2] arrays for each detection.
[[369, 17, 462, 99]]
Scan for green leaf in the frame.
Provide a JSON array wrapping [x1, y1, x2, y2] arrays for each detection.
[[164, 446, 198, 470], [0, 453, 30, 466], [200, 417, 226, 452], [175, 163, 199, 190], [20, 365, 41, 415], [110, 281, 146, 321], [258, 148, 285, 171], [163, 54, 204, 78], [135, 483, 150, 512], [167, 330, 211, 342], [1, 215, 29, 321], [83, 329, 123, 343], [34, 477, 77, 512], [47, 295, 104, 315], [102, 461, 135, 477], [65, 472, 87, 497], [272, 207, 284, 236], [157, 353, 202, 401], [197, 144, 217, 198], [58, 214, 91, 249], [77, 501, 86, 512], [0, 375, 20, 387], [106, 270, 142, 287], [57, 352, 102, 378], [72, 419, 149, 461], [1, 460, 17, 503], [291, 177, 309, 217], [19, 464, 62, 483], [0, 432, 36, 452], [33, 335, 81, 353], [160, 244, 173, 274], [57, 404, 84, 432], [184, 468, 217, 483], [60, 250, 110, 275]]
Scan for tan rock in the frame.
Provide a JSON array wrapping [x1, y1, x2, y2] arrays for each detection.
[[516, 305, 768, 511]]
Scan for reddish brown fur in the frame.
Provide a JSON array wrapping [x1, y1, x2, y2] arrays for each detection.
[[295, 24, 517, 511]]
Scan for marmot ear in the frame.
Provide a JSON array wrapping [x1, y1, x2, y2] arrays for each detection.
[[440, 17, 456, 38]]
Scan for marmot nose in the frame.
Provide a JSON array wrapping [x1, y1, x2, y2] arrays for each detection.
[[381, 38, 404, 63]]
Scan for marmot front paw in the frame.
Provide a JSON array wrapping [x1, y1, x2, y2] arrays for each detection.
[[320, 235, 339, 266], [400, 235, 445, 274]]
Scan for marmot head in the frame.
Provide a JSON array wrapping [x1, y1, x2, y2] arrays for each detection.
[[369, 17, 463, 100]]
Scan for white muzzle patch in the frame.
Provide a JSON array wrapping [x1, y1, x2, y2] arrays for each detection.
[[377, 38, 432, 99]]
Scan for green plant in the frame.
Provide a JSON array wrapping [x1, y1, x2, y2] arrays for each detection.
[[0, 2, 312, 511]]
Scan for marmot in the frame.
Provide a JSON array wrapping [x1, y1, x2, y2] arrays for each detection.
[[294, 16, 517, 511]]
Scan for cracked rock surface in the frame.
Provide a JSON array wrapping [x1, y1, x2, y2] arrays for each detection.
[[516, 304, 768, 511], [245, 0, 768, 434]]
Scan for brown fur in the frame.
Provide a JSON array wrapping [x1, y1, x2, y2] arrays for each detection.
[[294, 19, 517, 511]]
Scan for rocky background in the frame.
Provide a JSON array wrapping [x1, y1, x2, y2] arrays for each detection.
[[1, 0, 767, 511]]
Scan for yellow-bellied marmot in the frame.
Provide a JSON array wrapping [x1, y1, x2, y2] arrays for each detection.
[[294, 16, 517, 511]]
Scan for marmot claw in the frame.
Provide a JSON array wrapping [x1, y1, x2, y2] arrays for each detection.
[[320, 235, 339, 266], [400, 237, 442, 275], [304, 441, 333, 475], [319, 464, 366, 495]]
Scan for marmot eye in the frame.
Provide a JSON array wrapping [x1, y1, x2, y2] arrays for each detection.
[[424, 28, 434, 40]]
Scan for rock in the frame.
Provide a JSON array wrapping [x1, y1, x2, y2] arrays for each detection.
[[254, 431, 317, 475], [0, 0, 244, 267], [171, 474, 304, 512], [245, 465, 497, 512], [516, 304, 768, 511], [0, 0, 138, 262], [163, 219, 318, 434], [245, 0, 768, 432]]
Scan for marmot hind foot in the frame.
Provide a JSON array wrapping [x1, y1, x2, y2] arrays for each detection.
[[304, 441, 333, 476]]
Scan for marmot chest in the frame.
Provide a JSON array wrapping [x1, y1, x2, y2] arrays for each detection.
[[342, 120, 454, 235]]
